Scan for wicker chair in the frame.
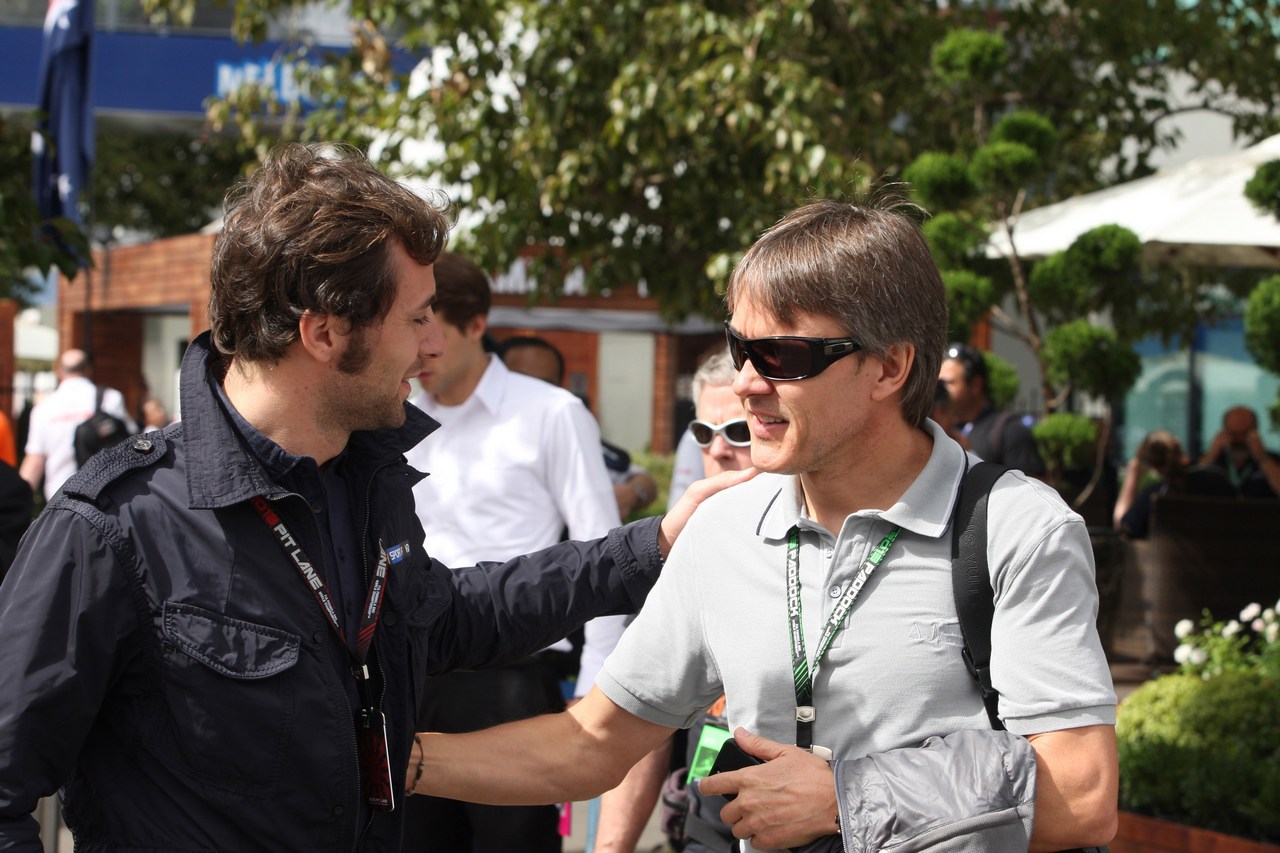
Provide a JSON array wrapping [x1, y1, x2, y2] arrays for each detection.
[[1107, 494, 1280, 667]]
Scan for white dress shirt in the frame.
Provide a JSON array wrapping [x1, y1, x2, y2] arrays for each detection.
[[406, 355, 621, 566]]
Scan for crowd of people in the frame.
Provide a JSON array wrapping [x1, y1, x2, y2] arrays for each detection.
[[0, 141, 1276, 853]]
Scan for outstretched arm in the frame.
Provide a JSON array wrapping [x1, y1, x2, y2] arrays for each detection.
[[659, 467, 756, 557], [411, 686, 674, 805]]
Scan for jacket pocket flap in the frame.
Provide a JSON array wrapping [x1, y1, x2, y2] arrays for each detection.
[[163, 602, 300, 679]]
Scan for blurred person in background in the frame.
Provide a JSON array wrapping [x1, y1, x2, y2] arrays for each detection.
[[938, 342, 1044, 476], [592, 346, 751, 853]]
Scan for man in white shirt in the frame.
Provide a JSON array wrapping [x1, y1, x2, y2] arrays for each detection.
[[21, 349, 136, 502], [402, 252, 622, 853]]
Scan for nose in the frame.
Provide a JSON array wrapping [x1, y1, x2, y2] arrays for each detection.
[[709, 434, 734, 460], [731, 356, 771, 398], [420, 313, 446, 361]]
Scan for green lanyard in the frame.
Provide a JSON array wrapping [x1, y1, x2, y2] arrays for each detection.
[[786, 524, 899, 752]]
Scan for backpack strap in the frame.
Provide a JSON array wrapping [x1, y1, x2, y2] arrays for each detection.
[[950, 460, 1009, 731]]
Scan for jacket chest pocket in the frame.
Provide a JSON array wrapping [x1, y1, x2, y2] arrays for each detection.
[[151, 602, 301, 797]]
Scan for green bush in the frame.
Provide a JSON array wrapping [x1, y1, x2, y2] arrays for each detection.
[[1117, 606, 1280, 841], [1031, 412, 1095, 474], [1244, 275, 1280, 430], [1244, 160, 1280, 219], [982, 350, 1019, 410], [626, 448, 675, 522], [1118, 672, 1280, 839]]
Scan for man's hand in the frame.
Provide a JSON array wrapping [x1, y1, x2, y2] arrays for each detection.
[[1200, 429, 1230, 465], [657, 468, 757, 557], [696, 728, 838, 850], [1245, 428, 1268, 462]]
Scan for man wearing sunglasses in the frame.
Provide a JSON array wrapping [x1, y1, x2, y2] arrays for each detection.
[[938, 342, 1046, 477], [408, 199, 1118, 852]]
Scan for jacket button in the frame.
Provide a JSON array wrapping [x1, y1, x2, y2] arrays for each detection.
[[332, 805, 344, 817], [313, 631, 324, 644], [383, 612, 397, 626], [131, 438, 153, 452]]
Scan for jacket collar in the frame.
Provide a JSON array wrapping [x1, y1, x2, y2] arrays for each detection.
[[181, 332, 439, 510]]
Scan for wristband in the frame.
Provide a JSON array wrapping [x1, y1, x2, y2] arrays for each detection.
[[406, 734, 426, 796]]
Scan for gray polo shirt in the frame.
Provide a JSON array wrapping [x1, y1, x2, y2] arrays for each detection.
[[598, 420, 1115, 763]]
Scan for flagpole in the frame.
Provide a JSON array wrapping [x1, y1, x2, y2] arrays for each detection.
[[82, 198, 93, 360]]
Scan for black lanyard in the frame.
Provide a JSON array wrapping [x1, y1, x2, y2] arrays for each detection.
[[786, 524, 899, 752], [250, 495, 389, 668], [250, 495, 397, 811]]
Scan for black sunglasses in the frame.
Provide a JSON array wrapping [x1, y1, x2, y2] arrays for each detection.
[[689, 418, 751, 448], [724, 322, 863, 381]]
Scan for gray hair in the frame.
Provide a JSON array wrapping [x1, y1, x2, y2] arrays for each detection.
[[691, 347, 737, 406]]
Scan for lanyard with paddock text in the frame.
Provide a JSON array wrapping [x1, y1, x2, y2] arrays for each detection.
[[786, 524, 900, 755], [249, 495, 397, 812]]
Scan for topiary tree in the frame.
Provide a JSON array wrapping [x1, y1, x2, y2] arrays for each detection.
[[1243, 275, 1280, 429], [905, 28, 1194, 506], [1244, 160, 1280, 220]]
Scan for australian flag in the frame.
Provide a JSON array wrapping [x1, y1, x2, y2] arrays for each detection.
[[32, 0, 95, 230]]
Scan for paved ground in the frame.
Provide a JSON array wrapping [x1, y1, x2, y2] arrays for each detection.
[[563, 798, 667, 853]]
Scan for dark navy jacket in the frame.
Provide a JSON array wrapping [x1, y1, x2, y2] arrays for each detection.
[[0, 333, 664, 852]]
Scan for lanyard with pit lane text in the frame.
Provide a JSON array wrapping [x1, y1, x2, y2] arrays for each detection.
[[250, 495, 397, 812], [786, 524, 900, 755]]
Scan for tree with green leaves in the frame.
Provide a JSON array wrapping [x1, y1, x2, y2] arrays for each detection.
[[0, 115, 89, 302], [904, 28, 1168, 504], [92, 126, 255, 239], [141, 0, 1280, 318]]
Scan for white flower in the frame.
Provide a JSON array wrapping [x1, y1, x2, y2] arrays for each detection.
[[1265, 608, 1277, 623], [1240, 603, 1262, 622], [1174, 619, 1195, 639], [1189, 647, 1208, 665], [1268, 622, 1279, 644], [1254, 619, 1267, 633], [1174, 644, 1193, 664], [1222, 620, 1241, 637]]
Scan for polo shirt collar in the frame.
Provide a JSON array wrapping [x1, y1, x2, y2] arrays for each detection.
[[756, 419, 969, 543]]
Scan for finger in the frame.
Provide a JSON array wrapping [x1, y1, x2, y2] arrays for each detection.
[[695, 767, 743, 798], [658, 467, 758, 555], [733, 727, 789, 761]]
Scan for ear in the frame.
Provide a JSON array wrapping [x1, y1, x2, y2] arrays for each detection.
[[296, 310, 350, 366], [464, 314, 488, 343], [868, 343, 915, 403]]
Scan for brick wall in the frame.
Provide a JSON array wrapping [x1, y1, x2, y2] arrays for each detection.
[[0, 299, 16, 420], [56, 233, 215, 419]]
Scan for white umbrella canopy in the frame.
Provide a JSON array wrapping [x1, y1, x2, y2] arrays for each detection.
[[991, 133, 1280, 270]]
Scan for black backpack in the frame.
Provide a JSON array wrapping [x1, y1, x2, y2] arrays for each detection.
[[952, 461, 1108, 853], [73, 387, 132, 467]]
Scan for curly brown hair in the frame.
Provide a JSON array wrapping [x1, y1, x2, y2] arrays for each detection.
[[209, 142, 450, 364]]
